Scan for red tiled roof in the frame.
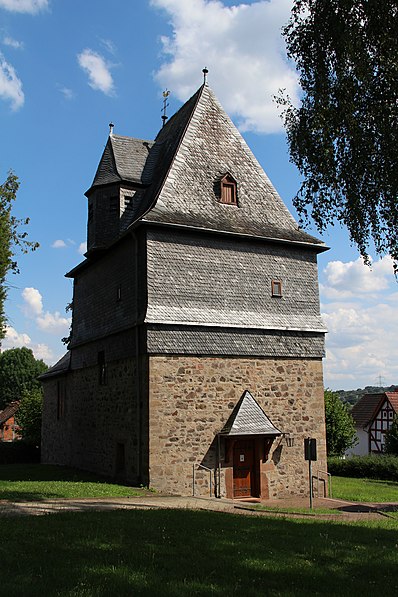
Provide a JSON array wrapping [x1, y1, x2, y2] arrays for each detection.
[[386, 392, 398, 414], [0, 401, 20, 425], [351, 394, 385, 428]]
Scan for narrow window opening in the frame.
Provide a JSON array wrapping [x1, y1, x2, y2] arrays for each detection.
[[57, 380, 65, 420], [116, 284, 122, 301], [98, 351, 107, 385]]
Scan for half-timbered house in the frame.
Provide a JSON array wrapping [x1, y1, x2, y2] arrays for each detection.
[[348, 392, 398, 455]]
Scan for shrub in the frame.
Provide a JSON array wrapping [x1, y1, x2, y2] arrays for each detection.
[[328, 455, 398, 482], [385, 415, 398, 455]]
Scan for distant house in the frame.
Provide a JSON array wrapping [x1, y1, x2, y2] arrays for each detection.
[[347, 392, 398, 456], [0, 401, 21, 442]]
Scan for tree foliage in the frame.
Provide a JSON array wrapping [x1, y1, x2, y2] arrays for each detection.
[[324, 389, 357, 456], [385, 415, 398, 455], [0, 347, 47, 410], [0, 171, 39, 341], [16, 388, 43, 447], [279, 1, 398, 268]]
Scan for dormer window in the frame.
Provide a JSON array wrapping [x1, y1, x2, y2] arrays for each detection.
[[220, 174, 237, 205]]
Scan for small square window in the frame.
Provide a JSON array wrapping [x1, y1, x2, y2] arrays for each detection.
[[271, 280, 282, 297]]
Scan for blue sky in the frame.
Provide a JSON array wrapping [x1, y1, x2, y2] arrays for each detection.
[[1, 0, 397, 390]]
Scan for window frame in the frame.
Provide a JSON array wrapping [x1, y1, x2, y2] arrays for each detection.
[[220, 173, 238, 206], [271, 280, 283, 298]]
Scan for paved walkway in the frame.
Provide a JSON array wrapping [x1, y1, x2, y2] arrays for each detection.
[[0, 494, 397, 521]]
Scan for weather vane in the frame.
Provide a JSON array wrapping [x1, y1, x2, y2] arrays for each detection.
[[161, 89, 170, 127], [202, 67, 209, 84]]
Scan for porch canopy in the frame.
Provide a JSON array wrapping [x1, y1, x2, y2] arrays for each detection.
[[219, 390, 281, 437]]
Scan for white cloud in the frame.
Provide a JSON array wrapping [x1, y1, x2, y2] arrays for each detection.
[[52, 239, 67, 248], [2, 326, 54, 363], [32, 342, 54, 362], [0, 0, 48, 13], [151, 0, 298, 133], [3, 36, 24, 49], [0, 52, 24, 110], [100, 38, 116, 55], [36, 311, 71, 334], [320, 255, 398, 389], [22, 287, 43, 317], [77, 49, 115, 95], [321, 256, 394, 300], [78, 241, 87, 255], [2, 325, 31, 348], [20, 287, 70, 335], [58, 86, 75, 100]]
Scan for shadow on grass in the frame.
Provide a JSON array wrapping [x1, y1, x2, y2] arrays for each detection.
[[0, 463, 110, 483], [0, 509, 397, 596]]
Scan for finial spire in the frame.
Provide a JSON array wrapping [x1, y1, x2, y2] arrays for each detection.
[[161, 89, 170, 127], [109, 122, 114, 135], [202, 67, 208, 85]]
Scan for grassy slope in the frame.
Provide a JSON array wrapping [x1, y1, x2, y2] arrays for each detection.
[[0, 464, 146, 500], [0, 509, 397, 596], [332, 476, 398, 502]]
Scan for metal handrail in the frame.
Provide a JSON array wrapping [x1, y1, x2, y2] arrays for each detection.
[[192, 464, 213, 497], [315, 469, 332, 498]]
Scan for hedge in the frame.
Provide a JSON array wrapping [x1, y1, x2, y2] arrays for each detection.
[[0, 441, 40, 465], [328, 454, 398, 482]]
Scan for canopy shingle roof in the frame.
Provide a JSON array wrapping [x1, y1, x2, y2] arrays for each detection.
[[220, 391, 281, 437]]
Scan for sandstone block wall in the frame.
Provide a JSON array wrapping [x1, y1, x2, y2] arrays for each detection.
[[148, 355, 327, 498]]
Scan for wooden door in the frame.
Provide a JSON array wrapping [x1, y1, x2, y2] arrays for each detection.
[[233, 439, 255, 498]]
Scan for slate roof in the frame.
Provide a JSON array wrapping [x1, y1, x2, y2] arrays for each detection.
[[351, 393, 388, 428], [39, 351, 71, 380], [220, 391, 281, 436], [91, 135, 155, 188], [86, 84, 327, 251], [0, 401, 19, 425]]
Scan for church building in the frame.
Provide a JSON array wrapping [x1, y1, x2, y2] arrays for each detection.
[[41, 80, 328, 499]]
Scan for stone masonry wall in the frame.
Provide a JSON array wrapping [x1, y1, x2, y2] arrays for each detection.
[[42, 354, 147, 484], [148, 355, 327, 498]]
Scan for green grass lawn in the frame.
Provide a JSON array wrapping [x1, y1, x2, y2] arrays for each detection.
[[0, 464, 147, 501], [332, 476, 398, 503], [0, 509, 397, 596]]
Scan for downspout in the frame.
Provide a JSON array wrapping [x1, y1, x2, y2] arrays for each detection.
[[132, 230, 142, 483]]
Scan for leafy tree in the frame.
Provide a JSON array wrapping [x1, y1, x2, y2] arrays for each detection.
[[324, 389, 357, 456], [278, 1, 398, 269], [0, 347, 47, 410], [16, 388, 43, 447], [0, 171, 39, 341], [385, 415, 398, 455]]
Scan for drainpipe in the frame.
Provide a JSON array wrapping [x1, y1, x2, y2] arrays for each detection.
[[132, 231, 142, 484]]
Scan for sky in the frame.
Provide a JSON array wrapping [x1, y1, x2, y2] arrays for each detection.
[[0, 0, 397, 391]]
